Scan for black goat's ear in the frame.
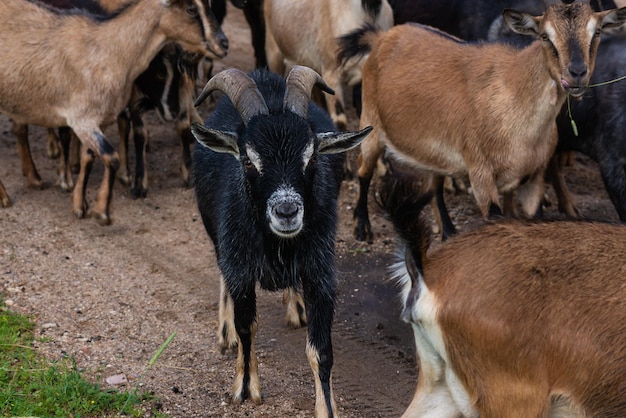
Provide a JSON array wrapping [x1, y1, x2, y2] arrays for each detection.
[[191, 122, 239, 156], [317, 126, 373, 155]]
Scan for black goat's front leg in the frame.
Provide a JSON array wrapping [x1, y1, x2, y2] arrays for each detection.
[[303, 276, 338, 418], [231, 286, 261, 405]]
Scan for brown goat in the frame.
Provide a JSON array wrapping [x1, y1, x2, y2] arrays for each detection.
[[380, 173, 626, 418], [338, 0, 626, 241], [0, 0, 227, 223]]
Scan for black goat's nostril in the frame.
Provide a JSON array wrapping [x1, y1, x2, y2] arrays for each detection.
[[276, 202, 298, 219]]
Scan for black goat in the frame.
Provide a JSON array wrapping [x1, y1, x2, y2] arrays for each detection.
[[549, 34, 626, 221], [191, 67, 371, 416]]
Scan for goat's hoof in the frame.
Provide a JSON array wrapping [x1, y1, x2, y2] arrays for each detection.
[[354, 224, 373, 243], [130, 186, 148, 200], [117, 173, 131, 186], [26, 179, 44, 190], [1, 197, 12, 208], [89, 210, 112, 226], [73, 205, 88, 219]]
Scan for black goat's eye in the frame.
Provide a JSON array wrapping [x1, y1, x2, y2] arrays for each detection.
[[242, 157, 254, 170], [186, 5, 198, 17], [540, 33, 549, 42], [594, 28, 602, 37]]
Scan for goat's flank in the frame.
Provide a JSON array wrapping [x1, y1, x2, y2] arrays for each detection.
[[380, 170, 626, 418]]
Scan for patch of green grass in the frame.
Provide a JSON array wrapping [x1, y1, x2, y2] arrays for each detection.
[[0, 299, 152, 417]]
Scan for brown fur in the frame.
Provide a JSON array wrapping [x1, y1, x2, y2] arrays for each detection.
[[351, 1, 626, 241], [0, 0, 226, 222], [264, 0, 393, 130], [414, 220, 626, 417]]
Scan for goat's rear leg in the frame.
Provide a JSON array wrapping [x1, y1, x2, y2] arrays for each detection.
[[283, 288, 307, 328], [547, 154, 581, 218], [13, 122, 43, 189], [354, 127, 385, 242], [231, 285, 262, 405], [73, 147, 95, 219]]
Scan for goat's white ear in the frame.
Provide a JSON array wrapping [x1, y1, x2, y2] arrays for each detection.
[[599, 7, 626, 31], [503, 9, 541, 36], [317, 126, 373, 155], [191, 123, 240, 156]]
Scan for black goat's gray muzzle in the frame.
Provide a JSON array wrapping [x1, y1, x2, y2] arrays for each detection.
[[267, 186, 304, 238]]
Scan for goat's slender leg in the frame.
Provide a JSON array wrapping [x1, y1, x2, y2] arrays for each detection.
[[218, 277, 239, 353], [13, 122, 43, 189], [354, 125, 385, 242], [116, 111, 132, 186], [72, 147, 95, 218], [283, 288, 307, 328], [303, 273, 337, 418], [71, 127, 119, 225], [0, 180, 10, 208], [431, 175, 457, 240], [176, 74, 201, 186], [130, 110, 149, 199], [321, 68, 347, 131], [231, 285, 261, 404], [547, 154, 581, 218], [243, 0, 267, 69], [46, 128, 61, 159], [56, 127, 75, 192]]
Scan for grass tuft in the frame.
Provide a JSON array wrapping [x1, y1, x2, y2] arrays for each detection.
[[0, 298, 150, 417]]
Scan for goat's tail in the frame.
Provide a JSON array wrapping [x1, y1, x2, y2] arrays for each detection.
[[337, 23, 380, 68], [377, 165, 432, 279]]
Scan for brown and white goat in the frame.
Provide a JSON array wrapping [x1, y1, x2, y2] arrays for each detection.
[[264, 0, 393, 130], [380, 173, 626, 418], [0, 0, 227, 223], [338, 0, 626, 242]]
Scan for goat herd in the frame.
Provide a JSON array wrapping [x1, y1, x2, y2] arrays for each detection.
[[1, 0, 625, 417]]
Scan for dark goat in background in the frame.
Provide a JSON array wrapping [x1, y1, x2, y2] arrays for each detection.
[[191, 67, 370, 416]]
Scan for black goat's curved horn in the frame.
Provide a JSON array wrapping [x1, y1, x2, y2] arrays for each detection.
[[195, 68, 269, 125], [283, 66, 335, 119]]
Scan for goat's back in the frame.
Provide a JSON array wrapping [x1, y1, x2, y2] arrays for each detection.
[[424, 220, 626, 414]]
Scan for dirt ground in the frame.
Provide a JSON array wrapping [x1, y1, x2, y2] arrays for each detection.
[[0, 5, 621, 418]]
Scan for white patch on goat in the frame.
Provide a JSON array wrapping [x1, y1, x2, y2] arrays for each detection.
[[245, 144, 263, 173], [545, 22, 557, 45], [302, 141, 314, 171], [266, 184, 304, 238], [586, 17, 598, 39], [446, 367, 479, 417]]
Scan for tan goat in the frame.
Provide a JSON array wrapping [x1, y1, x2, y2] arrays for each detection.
[[264, 0, 393, 130], [338, 0, 626, 242], [0, 0, 227, 223], [380, 172, 626, 418]]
